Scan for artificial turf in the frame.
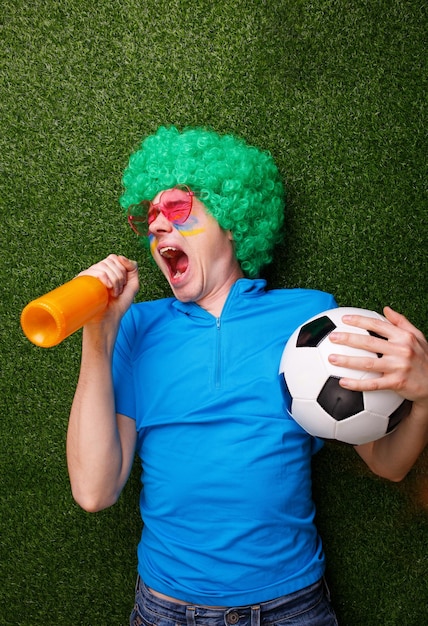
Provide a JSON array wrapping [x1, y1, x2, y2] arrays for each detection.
[[1, 0, 427, 624]]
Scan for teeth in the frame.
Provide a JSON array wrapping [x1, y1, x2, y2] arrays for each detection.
[[159, 246, 178, 259], [159, 246, 186, 280]]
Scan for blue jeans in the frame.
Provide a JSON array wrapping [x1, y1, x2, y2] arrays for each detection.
[[130, 578, 339, 626]]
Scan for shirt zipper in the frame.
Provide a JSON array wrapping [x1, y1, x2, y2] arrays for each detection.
[[215, 317, 221, 389]]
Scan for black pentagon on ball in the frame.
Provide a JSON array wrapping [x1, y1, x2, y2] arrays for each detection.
[[317, 376, 364, 420], [296, 316, 337, 348]]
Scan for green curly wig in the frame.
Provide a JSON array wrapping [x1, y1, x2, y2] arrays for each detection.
[[120, 126, 285, 277]]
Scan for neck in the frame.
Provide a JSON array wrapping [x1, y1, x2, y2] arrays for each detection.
[[197, 266, 244, 317]]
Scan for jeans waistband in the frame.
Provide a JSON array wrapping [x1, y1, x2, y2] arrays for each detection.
[[138, 578, 326, 626]]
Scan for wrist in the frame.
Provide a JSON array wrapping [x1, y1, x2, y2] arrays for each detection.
[[81, 320, 119, 358], [408, 399, 428, 426]]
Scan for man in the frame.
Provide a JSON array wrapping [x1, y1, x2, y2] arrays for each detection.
[[67, 126, 428, 625]]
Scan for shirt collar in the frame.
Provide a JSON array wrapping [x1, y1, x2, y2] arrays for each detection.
[[171, 278, 267, 319]]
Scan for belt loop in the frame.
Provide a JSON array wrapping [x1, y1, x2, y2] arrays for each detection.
[[251, 605, 260, 626], [186, 605, 196, 626]]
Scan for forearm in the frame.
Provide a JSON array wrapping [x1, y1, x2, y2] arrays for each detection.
[[66, 255, 139, 511], [67, 324, 130, 511], [356, 402, 428, 481]]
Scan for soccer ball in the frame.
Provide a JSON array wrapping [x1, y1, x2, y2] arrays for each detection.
[[279, 307, 412, 445]]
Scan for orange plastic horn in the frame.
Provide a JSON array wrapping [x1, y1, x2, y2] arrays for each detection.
[[20, 276, 109, 348]]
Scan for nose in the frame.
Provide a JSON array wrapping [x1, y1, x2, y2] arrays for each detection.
[[148, 210, 173, 236]]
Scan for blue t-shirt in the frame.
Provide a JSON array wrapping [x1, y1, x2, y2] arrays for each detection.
[[112, 278, 337, 605]]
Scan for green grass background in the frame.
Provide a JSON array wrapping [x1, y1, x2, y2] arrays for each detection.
[[1, 0, 427, 624]]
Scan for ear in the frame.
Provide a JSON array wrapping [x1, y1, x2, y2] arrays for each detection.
[[226, 229, 234, 241]]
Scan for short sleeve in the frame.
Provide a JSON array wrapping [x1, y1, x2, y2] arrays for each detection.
[[112, 310, 137, 420]]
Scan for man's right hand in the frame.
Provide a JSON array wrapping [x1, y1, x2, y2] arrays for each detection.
[[77, 254, 140, 326]]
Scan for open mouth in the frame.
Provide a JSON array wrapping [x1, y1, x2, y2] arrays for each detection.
[[159, 247, 189, 280]]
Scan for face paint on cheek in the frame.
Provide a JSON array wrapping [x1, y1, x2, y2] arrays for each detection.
[[148, 235, 156, 255], [175, 215, 205, 237], [147, 215, 204, 255]]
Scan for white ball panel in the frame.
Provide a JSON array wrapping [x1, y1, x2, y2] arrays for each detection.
[[317, 335, 380, 381], [362, 386, 405, 414], [335, 410, 391, 445], [317, 307, 386, 381], [290, 398, 337, 439], [280, 346, 328, 400]]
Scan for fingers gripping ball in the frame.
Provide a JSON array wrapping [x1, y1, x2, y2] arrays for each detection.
[[279, 307, 412, 445]]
